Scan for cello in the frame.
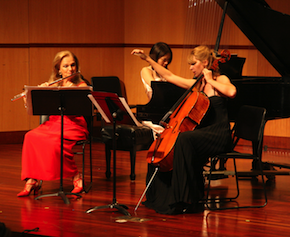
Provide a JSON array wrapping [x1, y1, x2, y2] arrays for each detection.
[[146, 50, 231, 172], [134, 50, 231, 211]]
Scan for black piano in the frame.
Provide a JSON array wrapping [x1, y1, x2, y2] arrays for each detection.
[[216, 0, 290, 172], [136, 0, 290, 174], [137, 0, 290, 124], [215, 0, 290, 121], [136, 81, 186, 124]]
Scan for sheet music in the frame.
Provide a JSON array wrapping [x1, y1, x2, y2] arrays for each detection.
[[119, 97, 142, 127], [88, 92, 142, 127], [88, 94, 111, 123], [141, 121, 164, 134]]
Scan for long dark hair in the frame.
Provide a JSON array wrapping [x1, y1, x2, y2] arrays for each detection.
[[149, 42, 172, 68]]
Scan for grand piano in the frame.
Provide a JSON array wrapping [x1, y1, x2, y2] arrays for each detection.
[[136, 0, 290, 174], [216, 0, 290, 173], [215, 0, 290, 121], [136, 82, 186, 124], [137, 0, 290, 124]]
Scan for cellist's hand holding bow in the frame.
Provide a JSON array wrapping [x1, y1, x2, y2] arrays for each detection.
[[131, 49, 148, 60]]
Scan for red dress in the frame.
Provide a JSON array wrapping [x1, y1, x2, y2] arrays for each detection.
[[21, 115, 88, 181], [21, 82, 89, 181]]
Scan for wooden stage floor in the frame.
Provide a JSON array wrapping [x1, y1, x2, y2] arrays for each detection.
[[1, 142, 290, 237]]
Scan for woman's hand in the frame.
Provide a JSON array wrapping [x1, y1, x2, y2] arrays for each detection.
[[131, 49, 147, 60], [202, 68, 213, 83], [202, 68, 237, 98], [23, 96, 27, 108]]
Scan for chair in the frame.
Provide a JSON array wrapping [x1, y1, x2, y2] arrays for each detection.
[[204, 105, 268, 210], [92, 76, 126, 100], [39, 113, 93, 193], [72, 114, 93, 193], [91, 76, 154, 180]]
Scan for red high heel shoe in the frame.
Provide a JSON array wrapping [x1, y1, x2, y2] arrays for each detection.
[[17, 180, 42, 197], [71, 178, 84, 194]]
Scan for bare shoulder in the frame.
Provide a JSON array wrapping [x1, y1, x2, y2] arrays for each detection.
[[216, 74, 231, 83], [141, 66, 153, 77], [141, 66, 152, 74]]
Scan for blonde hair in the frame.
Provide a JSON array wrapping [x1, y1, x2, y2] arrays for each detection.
[[48, 50, 83, 86], [187, 45, 220, 76]]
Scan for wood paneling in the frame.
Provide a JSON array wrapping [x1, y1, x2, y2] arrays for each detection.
[[1, 0, 290, 140], [124, 0, 188, 44], [0, 48, 30, 131], [1, 0, 126, 132], [0, 0, 29, 43], [28, 0, 124, 43]]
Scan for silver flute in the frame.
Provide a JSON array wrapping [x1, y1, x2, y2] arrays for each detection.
[[11, 72, 80, 102]]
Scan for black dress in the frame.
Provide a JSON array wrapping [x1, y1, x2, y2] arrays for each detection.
[[143, 96, 232, 214]]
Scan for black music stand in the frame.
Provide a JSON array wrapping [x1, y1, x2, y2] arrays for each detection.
[[25, 86, 92, 204], [86, 92, 133, 216]]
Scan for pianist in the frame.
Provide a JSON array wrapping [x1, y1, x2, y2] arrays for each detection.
[[131, 45, 236, 214], [140, 42, 172, 101]]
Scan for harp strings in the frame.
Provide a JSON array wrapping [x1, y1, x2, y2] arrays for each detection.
[[180, 0, 223, 78]]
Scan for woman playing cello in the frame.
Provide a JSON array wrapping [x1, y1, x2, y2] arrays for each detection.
[[131, 45, 236, 214]]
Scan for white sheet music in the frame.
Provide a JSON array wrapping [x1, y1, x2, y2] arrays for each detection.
[[88, 94, 142, 127], [88, 94, 111, 123], [119, 97, 142, 127]]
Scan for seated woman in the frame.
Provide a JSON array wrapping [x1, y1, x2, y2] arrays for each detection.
[[140, 42, 172, 101], [17, 50, 89, 197], [132, 45, 236, 214]]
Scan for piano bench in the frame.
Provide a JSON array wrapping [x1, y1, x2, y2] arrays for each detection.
[[101, 124, 154, 180]]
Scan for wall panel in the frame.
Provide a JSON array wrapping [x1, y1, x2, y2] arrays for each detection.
[[0, 0, 29, 43], [124, 0, 188, 44], [29, 0, 124, 43], [1, 0, 125, 132], [0, 48, 30, 131], [1, 0, 290, 142]]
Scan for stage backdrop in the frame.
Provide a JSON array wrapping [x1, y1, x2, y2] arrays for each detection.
[[0, 0, 290, 143]]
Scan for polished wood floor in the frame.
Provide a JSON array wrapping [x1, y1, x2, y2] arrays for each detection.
[[1, 141, 290, 237]]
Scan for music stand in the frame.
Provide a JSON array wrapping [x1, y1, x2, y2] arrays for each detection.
[[25, 86, 93, 204], [86, 91, 133, 216]]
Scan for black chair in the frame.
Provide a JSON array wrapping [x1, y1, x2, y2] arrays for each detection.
[[72, 115, 93, 193], [91, 76, 154, 180], [92, 76, 126, 100], [39, 114, 93, 193], [204, 105, 268, 210]]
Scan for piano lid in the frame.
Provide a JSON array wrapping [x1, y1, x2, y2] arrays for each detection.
[[215, 0, 290, 77]]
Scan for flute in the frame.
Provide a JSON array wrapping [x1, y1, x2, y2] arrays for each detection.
[[11, 72, 80, 102]]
